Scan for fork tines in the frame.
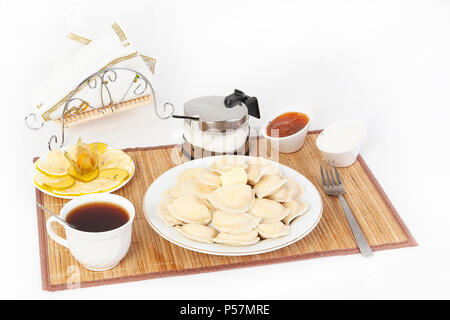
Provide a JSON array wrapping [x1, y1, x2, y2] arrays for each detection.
[[320, 160, 342, 188]]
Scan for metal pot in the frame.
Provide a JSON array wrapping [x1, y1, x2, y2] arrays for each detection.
[[174, 89, 260, 159]]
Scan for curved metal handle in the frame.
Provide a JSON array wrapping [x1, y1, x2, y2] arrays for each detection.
[[24, 113, 45, 130], [158, 102, 175, 119]]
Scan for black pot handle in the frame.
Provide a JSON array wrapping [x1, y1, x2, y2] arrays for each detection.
[[224, 89, 260, 119]]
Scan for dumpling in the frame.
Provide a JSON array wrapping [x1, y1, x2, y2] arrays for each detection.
[[183, 179, 215, 200], [266, 177, 298, 202], [212, 210, 261, 234], [168, 195, 212, 225], [207, 184, 255, 213], [246, 157, 281, 185], [157, 196, 183, 226], [197, 170, 221, 187], [201, 198, 215, 213], [213, 230, 260, 246], [295, 182, 304, 198], [161, 189, 171, 201], [246, 164, 271, 186], [210, 156, 248, 173], [253, 175, 287, 198], [176, 224, 218, 243], [249, 198, 290, 223], [167, 181, 190, 198], [220, 166, 247, 186], [256, 222, 290, 239], [176, 168, 207, 184], [282, 200, 309, 224], [247, 157, 280, 168]]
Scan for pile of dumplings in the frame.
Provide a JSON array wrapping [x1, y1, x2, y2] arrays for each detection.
[[157, 156, 309, 247]]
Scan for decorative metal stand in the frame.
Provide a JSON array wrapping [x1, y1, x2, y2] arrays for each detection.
[[25, 67, 174, 150]]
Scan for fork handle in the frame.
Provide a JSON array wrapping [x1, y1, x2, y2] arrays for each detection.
[[338, 195, 373, 257]]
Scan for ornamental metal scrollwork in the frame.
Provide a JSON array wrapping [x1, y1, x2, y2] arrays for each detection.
[[24, 67, 174, 150]]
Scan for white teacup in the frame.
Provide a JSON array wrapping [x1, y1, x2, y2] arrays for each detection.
[[46, 194, 135, 271]]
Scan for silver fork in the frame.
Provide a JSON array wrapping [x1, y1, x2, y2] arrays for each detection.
[[320, 160, 373, 257]]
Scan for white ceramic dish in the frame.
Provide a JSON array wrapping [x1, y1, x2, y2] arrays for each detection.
[[316, 120, 366, 167], [261, 107, 312, 153], [33, 146, 135, 200], [143, 156, 323, 256]]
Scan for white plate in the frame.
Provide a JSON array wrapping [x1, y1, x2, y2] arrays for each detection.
[[33, 146, 135, 200], [143, 156, 323, 256]]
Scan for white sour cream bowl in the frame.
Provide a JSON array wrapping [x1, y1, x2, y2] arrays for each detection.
[[316, 120, 366, 167]]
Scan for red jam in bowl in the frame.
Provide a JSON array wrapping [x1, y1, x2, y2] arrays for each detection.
[[266, 112, 309, 138]]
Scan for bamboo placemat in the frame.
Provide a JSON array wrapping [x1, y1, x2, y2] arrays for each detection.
[[34, 131, 416, 291]]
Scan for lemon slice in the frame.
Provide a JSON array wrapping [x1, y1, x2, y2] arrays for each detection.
[[100, 149, 126, 160], [34, 175, 53, 192], [98, 168, 129, 182], [68, 166, 99, 182], [36, 149, 71, 177], [35, 173, 75, 190], [90, 142, 108, 153], [52, 181, 83, 196], [99, 151, 125, 168], [53, 178, 121, 196], [99, 154, 132, 170], [115, 160, 134, 175]]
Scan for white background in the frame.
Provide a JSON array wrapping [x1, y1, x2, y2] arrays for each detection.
[[0, 0, 449, 299]]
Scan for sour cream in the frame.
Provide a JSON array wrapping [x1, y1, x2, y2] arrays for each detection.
[[316, 120, 366, 167], [317, 121, 366, 153]]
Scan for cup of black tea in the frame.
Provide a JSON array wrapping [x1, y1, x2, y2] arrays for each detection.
[[46, 194, 135, 271]]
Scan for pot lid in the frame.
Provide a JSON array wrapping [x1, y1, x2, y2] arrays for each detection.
[[181, 89, 260, 132]]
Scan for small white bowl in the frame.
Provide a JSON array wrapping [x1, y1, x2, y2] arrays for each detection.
[[316, 119, 366, 167], [261, 107, 312, 153]]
